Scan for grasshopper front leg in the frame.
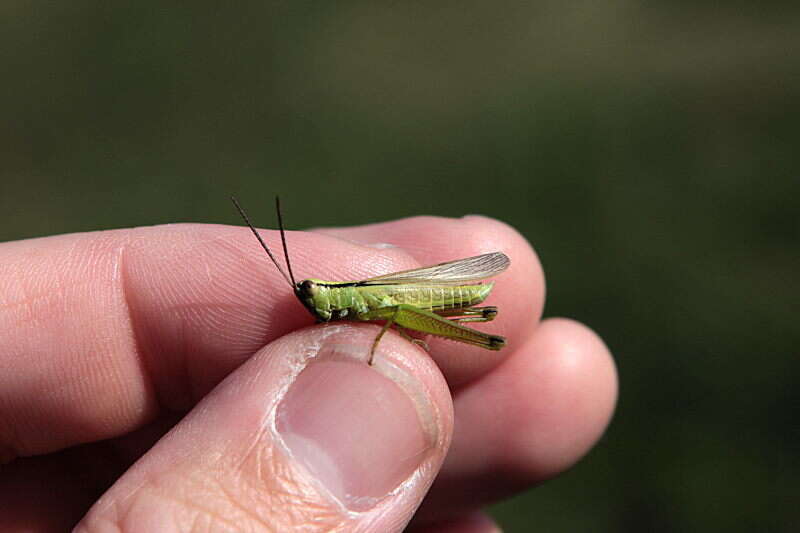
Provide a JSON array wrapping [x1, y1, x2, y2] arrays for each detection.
[[367, 307, 400, 365]]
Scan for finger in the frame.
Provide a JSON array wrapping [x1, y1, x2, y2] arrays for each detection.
[[0, 450, 98, 531], [0, 216, 538, 457], [0, 414, 183, 532], [76, 325, 454, 533], [314, 214, 545, 385], [414, 318, 617, 523], [409, 511, 502, 533]]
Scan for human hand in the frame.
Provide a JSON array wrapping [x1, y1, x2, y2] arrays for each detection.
[[0, 215, 617, 532]]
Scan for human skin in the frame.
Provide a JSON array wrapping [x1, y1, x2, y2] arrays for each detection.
[[0, 215, 617, 532]]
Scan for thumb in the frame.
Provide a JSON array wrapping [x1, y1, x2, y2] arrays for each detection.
[[77, 325, 454, 532]]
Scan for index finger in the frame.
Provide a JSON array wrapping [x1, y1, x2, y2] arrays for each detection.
[[0, 216, 543, 458]]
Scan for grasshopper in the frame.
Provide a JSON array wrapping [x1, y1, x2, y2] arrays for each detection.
[[232, 197, 508, 364]]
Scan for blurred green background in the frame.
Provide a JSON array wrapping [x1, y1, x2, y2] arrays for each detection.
[[2, 2, 798, 531]]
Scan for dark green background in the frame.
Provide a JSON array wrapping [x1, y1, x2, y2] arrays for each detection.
[[2, 2, 798, 531]]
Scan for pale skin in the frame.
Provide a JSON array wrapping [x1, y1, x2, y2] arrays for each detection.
[[0, 215, 617, 532]]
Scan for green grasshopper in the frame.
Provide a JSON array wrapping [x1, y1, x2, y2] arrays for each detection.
[[232, 197, 508, 364]]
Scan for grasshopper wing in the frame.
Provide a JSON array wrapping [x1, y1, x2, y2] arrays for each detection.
[[360, 252, 510, 285]]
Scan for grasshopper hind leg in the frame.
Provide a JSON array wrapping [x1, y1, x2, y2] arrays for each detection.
[[437, 306, 498, 323], [362, 304, 504, 365]]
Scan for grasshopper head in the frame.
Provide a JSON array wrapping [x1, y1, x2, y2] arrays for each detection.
[[295, 279, 327, 321]]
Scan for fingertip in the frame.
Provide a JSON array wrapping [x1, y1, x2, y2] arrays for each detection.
[[422, 316, 617, 519], [274, 326, 454, 512], [79, 325, 454, 531], [501, 317, 617, 477]]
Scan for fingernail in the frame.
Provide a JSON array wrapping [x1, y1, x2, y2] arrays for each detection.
[[276, 353, 434, 511]]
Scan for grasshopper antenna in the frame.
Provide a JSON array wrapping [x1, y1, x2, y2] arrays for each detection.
[[231, 196, 295, 288], [274, 196, 298, 287]]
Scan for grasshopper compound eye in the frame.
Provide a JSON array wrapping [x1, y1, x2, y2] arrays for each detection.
[[298, 279, 318, 296]]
